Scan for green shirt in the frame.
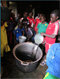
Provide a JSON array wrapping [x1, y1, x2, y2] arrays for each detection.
[[37, 22, 48, 34], [43, 72, 60, 79]]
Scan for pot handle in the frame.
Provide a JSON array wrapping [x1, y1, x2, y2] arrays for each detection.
[[21, 61, 29, 66], [32, 45, 38, 57]]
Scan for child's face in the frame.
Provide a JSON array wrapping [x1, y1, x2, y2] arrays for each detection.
[[41, 17, 45, 23], [24, 12, 28, 18], [29, 12, 33, 17], [50, 14, 58, 23]]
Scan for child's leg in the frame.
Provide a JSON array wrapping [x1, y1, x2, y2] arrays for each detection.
[[45, 43, 50, 54], [44, 43, 52, 60], [40, 43, 52, 66]]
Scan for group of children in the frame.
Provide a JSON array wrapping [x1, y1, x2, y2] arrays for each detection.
[[1, 6, 60, 79], [14, 10, 60, 55], [13, 12, 49, 44]]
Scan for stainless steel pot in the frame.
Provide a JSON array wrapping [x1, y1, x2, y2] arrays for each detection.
[[13, 42, 43, 72]]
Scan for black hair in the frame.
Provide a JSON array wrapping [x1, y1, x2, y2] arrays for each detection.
[[41, 14, 46, 19], [22, 18, 29, 28], [51, 9, 59, 17], [23, 11, 28, 17], [23, 11, 28, 14]]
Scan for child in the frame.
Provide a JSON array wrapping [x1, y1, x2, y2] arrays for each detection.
[[56, 19, 60, 42], [13, 24, 24, 45], [34, 13, 42, 32], [6, 17, 17, 49], [40, 10, 59, 66], [27, 11, 35, 28], [22, 18, 33, 41], [20, 11, 28, 23], [21, 15, 35, 42], [37, 14, 48, 34], [43, 43, 60, 79], [41, 10, 59, 54]]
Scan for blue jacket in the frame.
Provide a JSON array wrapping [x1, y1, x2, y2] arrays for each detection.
[[13, 28, 24, 41], [46, 43, 60, 78]]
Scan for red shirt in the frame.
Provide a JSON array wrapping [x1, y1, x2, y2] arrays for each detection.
[[27, 16, 35, 27], [45, 20, 59, 44], [34, 18, 41, 32]]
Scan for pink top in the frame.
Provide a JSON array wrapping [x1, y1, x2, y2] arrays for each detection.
[[45, 20, 59, 44]]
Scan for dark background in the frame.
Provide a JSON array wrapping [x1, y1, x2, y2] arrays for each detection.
[[7, 1, 59, 22], [16, 1, 59, 22]]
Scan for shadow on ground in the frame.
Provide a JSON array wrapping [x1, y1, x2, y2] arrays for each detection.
[[2, 52, 47, 79]]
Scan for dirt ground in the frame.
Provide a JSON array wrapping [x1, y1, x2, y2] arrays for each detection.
[[1, 50, 47, 79]]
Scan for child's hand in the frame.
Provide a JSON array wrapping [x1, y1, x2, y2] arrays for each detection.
[[41, 33, 45, 36], [36, 31, 38, 34]]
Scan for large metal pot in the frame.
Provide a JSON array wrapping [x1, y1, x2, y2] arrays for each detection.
[[13, 42, 43, 72]]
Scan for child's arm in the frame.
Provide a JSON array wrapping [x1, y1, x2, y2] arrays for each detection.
[[22, 31, 24, 36], [41, 22, 59, 38], [41, 33, 56, 38]]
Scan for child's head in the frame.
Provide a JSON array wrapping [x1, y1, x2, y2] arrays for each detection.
[[22, 18, 29, 29], [23, 12, 28, 18], [40, 14, 46, 23], [50, 9, 59, 23], [29, 11, 33, 18], [39, 13, 44, 20], [46, 43, 60, 78]]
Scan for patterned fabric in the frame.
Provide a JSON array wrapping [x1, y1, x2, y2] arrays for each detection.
[[43, 72, 60, 79], [37, 22, 48, 34]]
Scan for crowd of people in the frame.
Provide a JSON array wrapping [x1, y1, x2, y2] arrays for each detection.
[[1, 5, 60, 79]]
